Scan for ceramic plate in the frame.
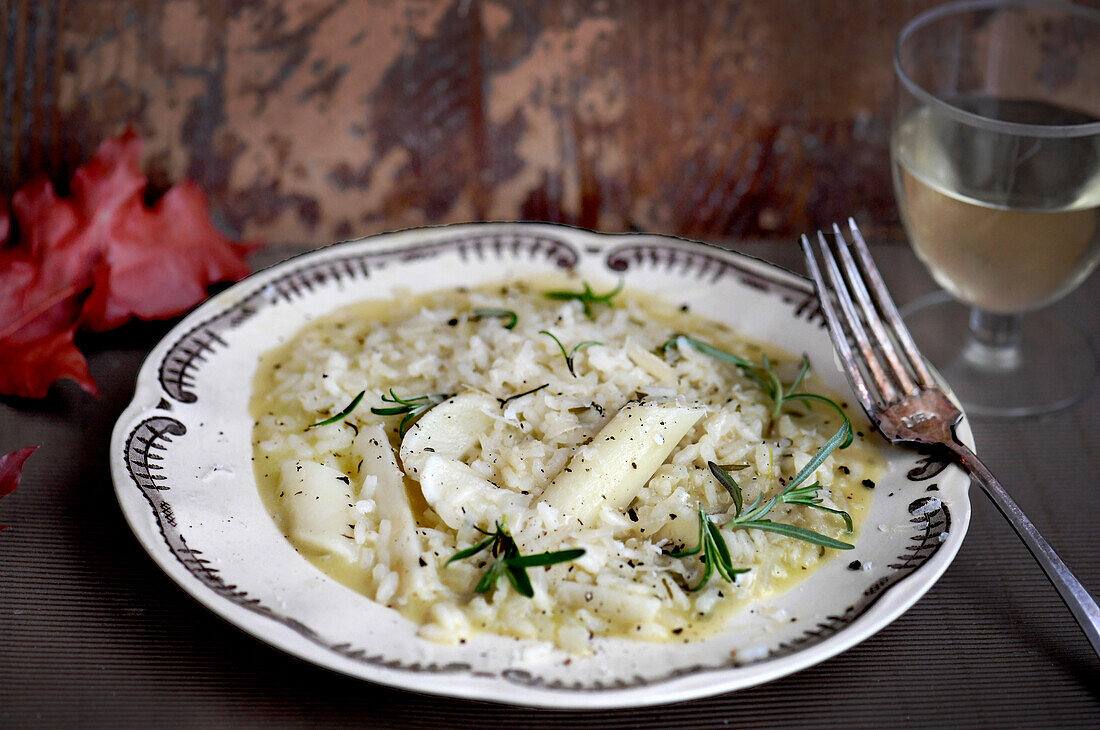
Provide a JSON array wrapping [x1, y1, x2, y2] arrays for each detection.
[[110, 223, 971, 708]]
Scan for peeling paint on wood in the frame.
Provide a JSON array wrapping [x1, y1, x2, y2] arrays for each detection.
[[7, 0, 1066, 245]]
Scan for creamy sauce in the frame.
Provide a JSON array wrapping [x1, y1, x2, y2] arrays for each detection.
[[251, 278, 883, 648]]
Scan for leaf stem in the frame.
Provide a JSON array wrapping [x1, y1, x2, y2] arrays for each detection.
[[496, 383, 550, 409], [539, 330, 601, 377]]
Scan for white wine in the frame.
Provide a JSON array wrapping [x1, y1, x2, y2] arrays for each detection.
[[892, 99, 1100, 314]]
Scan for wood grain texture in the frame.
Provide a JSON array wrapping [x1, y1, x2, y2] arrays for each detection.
[[4, 0, 1095, 245], [1, 242, 1098, 726]]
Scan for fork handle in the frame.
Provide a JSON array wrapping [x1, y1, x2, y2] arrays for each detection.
[[947, 440, 1100, 656]]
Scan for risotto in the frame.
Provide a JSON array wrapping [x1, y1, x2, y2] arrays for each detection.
[[250, 277, 883, 653]]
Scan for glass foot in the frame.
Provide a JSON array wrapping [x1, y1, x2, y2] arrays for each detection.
[[900, 292, 1098, 418]]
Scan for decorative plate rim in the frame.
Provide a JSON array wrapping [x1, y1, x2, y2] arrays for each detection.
[[109, 222, 972, 709]]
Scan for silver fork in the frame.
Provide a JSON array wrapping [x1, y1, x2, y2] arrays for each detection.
[[801, 218, 1100, 656]]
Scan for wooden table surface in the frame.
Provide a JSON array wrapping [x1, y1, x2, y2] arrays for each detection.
[[1, 236, 1098, 728]]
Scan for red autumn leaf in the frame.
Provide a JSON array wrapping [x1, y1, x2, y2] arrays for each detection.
[[0, 129, 252, 397], [81, 180, 251, 331], [0, 198, 8, 243], [0, 446, 38, 532], [0, 297, 94, 398], [0, 181, 96, 398]]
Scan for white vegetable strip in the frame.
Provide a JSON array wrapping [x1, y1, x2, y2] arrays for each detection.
[[556, 582, 662, 624], [419, 456, 529, 530], [540, 401, 704, 526], [353, 424, 437, 598], [399, 391, 497, 478], [278, 460, 357, 561]]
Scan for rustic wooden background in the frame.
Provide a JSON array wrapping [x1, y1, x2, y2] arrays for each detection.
[[7, 0, 1092, 247]]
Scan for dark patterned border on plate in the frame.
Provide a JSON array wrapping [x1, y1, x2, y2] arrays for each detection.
[[606, 242, 826, 327], [124, 416, 478, 677], [159, 233, 579, 403], [124, 230, 958, 692]]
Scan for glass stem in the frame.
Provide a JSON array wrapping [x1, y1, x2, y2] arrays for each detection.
[[962, 307, 1023, 372]]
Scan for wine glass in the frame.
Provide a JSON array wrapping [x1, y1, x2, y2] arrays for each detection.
[[891, 0, 1100, 417]]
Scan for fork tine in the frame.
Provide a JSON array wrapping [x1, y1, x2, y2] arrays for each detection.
[[846, 218, 937, 389], [831, 222, 918, 396], [815, 230, 899, 404], [799, 233, 878, 417]]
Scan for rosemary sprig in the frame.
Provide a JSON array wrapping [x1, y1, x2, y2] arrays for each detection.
[[496, 383, 550, 409], [539, 330, 601, 377], [446, 519, 585, 598], [671, 507, 750, 591], [544, 280, 623, 318], [717, 416, 854, 535], [674, 424, 855, 591], [714, 455, 855, 548], [370, 389, 452, 437], [778, 483, 855, 531], [473, 308, 518, 329], [755, 352, 847, 428], [663, 335, 852, 446], [306, 390, 366, 429]]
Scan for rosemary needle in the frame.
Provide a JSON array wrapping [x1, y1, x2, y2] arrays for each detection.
[[307, 390, 366, 429], [473, 308, 518, 329]]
